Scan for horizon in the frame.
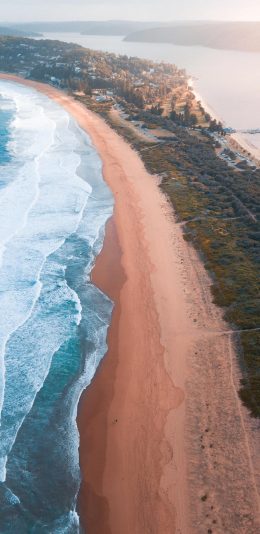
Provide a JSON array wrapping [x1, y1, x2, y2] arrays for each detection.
[[2, 18, 260, 25], [1, 0, 260, 23], [2, 19, 260, 30]]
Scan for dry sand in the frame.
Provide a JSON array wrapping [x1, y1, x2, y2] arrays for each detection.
[[190, 79, 260, 166], [230, 132, 260, 166], [1, 74, 259, 534]]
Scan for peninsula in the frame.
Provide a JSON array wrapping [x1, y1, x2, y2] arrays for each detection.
[[0, 35, 259, 533], [125, 21, 260, 52]]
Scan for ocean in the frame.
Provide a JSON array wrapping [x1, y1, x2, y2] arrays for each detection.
[[0, 80, 113, 532]]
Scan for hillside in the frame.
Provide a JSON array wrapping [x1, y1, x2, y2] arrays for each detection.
[[125, 21, 260, 52], [11, 20, 168, 36], [0, 26, 40, 37]]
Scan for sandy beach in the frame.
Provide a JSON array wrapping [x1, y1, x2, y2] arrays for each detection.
[[190, 79, 260, 166], [230, 132, 260, 165], [0, 73, 259, 533]]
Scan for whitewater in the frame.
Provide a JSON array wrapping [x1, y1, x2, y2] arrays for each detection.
[[0, 80, 113, 532]]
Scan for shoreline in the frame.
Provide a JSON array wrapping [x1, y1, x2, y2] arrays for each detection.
[[77, 215, 125, 531], [189, 78, 260, 165], [189, 77, 225, 126], [1, 74, 259, 533], [229, 131, 260, 165], [0, 74, 191, 532]]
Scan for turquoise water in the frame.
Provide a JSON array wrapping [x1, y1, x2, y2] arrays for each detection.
[[0, 99, 12, 167], [0, 81, 113, 532]]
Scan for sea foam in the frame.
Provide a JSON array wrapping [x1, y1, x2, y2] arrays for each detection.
[[0, 81, 113, 532]]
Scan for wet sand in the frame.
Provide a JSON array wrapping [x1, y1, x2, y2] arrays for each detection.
[[77, 216, 125, 533], [1, 74, 259, 533]]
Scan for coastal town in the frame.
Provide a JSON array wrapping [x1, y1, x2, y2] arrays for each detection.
[[0, 36, 186, 102], [0, 35, 222, 131]]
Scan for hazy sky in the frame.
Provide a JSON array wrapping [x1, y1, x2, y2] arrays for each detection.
[[1, 0, 260, 23]]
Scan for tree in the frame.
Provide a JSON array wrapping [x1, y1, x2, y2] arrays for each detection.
[[150, 104, 164, 116], [190, 114, 198, 126]]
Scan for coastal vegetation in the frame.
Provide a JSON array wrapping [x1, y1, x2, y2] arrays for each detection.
[[0, 36, 187, 108], [76, 97, 260, 418], [0, 36, 259, 417]]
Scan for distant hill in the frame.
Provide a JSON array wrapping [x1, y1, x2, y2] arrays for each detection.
[[81, 21, 168, 36], [11, 20, 170, 36], [125, 22, 260, 52], [0, 26, 41, 37]]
